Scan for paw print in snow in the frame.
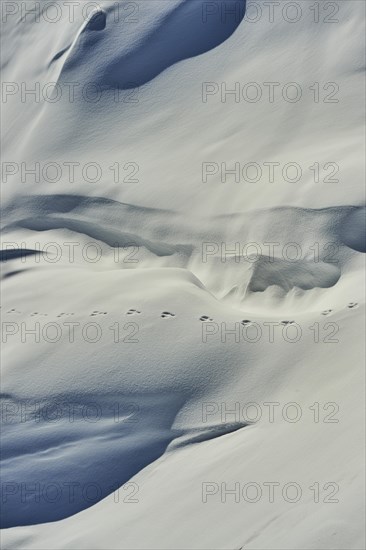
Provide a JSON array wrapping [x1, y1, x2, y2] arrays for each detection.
[[161, 312, 175, 318], [200, 315, 213, 322]]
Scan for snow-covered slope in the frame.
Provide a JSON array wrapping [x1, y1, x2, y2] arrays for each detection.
[[1, 1, 365, 548]]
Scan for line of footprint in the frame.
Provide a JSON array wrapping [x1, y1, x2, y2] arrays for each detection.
[[3, 303, 359, 322]]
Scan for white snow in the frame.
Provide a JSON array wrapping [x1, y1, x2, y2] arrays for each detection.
[[1, 0, 365, 548]]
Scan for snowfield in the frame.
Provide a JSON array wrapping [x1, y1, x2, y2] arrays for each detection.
[[1, 0, 365, 548]]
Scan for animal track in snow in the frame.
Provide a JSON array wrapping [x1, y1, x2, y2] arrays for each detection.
[[161, 312, 175, 318], [57, 312, 75, 318], [2, 302, 361, 324], [126, 309, 141, 315]]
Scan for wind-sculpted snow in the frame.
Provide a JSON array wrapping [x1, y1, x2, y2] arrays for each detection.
[[338, 206, 366, 253], [1, 393, 183, 526], [1, 266, 252, 527], [1, 196, 363, 303], [247, 256, 341, 292], [2, 260, 363, 530], [58, 0, 246, 89], [1, 0, 365, 547]]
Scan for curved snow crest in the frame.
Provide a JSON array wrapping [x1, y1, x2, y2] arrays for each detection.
[[1, 0, 365, 545], [0, 265, 239, 527], [56, 0, 247, 89], [2, 195, 365, 305], [0, 391, 186, 528]]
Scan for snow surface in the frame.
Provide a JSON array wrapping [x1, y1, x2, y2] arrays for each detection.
[[1, 0, 365, 548]]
